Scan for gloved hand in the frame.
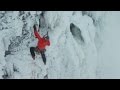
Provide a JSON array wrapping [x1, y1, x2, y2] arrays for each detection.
[[33, 25, 37, 31]]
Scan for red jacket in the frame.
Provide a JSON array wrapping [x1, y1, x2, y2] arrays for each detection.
[[34, 30, 50, 50]]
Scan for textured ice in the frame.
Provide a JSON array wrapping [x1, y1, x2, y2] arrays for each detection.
[[0, 11, 112, 79]]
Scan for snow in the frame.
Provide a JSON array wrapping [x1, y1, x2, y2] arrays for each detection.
[[98, 12, 120, 78], [1, 11, 118, 79]]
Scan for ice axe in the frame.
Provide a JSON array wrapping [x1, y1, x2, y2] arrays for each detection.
[[38, 19, 40, 32], [43, 31, 47, 36]]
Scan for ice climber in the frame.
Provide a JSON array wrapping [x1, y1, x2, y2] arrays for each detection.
[[30, 25, 50, 65]]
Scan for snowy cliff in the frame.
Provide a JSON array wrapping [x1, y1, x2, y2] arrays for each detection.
[[0, 11, 106, 79]]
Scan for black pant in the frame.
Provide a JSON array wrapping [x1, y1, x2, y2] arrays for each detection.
[[30, 47, 46, 65]]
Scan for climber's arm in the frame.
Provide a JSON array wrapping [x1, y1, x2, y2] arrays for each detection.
[[33, 25, 41, 39]]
